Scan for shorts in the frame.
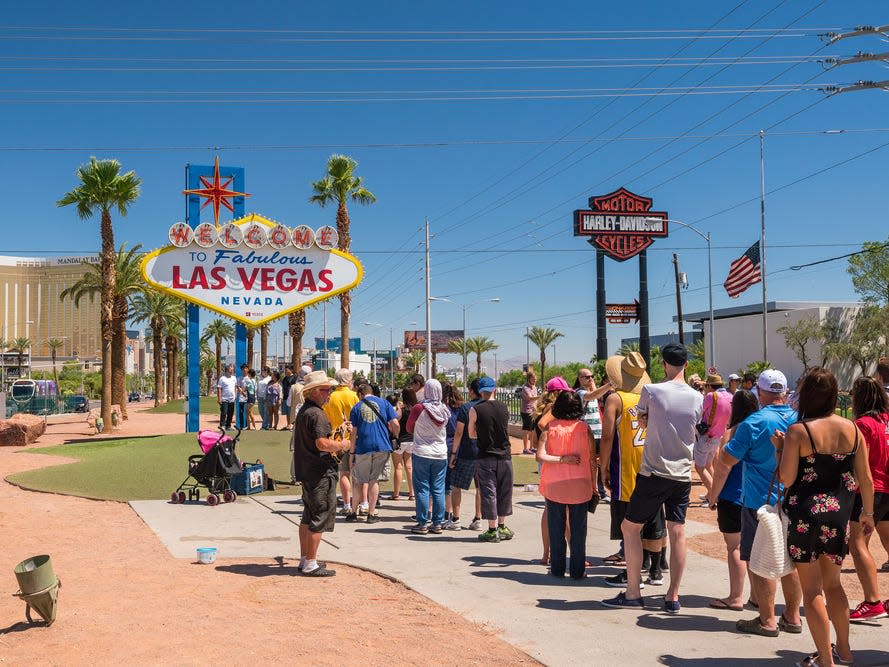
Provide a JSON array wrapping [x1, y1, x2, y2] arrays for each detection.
[[611, 499, 666, 541], [352, 451, 390, 484], [693, 434, 720, 468], [739, 506, 759, 562], [301, 470, 337, 533], [338, 452, 352, 474], [852, 491, 889, 523], [445, 463, 453, 494], [717, 499, 742, 534], [476, 457, 513, 520], [625, 473, 691, 526], [521, 412, 533, 431], [451, 457, 478, 490], [395, 441, 413, 455]]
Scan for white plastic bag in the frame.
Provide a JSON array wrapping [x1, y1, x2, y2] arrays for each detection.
[[749, 503, 795, 579]]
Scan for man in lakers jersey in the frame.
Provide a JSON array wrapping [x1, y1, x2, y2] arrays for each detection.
[[599, 351, 667, 586]]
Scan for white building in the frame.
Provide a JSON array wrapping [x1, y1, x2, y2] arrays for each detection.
[[682, 301, 864, 389]]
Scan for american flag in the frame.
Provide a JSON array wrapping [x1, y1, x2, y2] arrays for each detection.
[[724, 241, 762, 298]]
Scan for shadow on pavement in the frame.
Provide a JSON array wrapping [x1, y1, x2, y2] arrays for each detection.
[[659, 651, 889, 667], [215, 562, 300, 578], [471, 569, 569, 586], [462, 555, 540, 568]]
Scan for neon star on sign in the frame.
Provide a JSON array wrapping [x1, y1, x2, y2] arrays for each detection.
[[183, 155, 251, 227]]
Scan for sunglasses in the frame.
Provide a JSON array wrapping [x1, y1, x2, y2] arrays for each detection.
[[579, 375, 593, 379]]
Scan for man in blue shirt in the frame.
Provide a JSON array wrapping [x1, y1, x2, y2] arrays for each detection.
[[709, 369, 802, 638], [347, 381, 399, 524]]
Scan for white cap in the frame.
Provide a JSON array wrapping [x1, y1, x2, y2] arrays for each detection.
[[728, 373, 741, 381], [757, 369, 788, 394]]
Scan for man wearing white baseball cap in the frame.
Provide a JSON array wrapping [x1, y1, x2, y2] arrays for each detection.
[[727, 373, 741, 395], [709, 369, 803, 637]]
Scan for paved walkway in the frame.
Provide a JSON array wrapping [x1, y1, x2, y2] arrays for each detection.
[[131, 490, 889, 666]]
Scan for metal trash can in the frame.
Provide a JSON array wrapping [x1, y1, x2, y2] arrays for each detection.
[[13, 555, 61, 626]]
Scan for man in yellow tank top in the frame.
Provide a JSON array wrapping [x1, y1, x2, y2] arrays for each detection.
[[599, 352, 668, 585]]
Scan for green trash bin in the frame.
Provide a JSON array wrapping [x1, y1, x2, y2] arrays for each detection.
[[14, 555, 61, 626]]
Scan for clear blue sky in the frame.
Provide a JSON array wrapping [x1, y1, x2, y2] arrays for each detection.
[[2, 1, 887, 371]]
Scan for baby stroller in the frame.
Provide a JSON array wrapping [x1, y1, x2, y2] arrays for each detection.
[[170, 428, 243, 506]]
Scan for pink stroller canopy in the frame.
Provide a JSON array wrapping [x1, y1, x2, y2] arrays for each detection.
[[198, 430, 232, 454]]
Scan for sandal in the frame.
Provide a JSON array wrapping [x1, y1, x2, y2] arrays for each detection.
[[709, 598, 744, 611], [778, 614, 803, 634], [746, 598, 759, 609], [603, 552, 625, 565], [302, 566, 336, 577], [407, 495, 415, 501]]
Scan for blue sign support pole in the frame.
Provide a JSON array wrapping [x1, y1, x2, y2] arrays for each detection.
[[184, 162, 247, 432], [235, 323, 247, 429]]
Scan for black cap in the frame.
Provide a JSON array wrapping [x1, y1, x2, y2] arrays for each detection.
[[661, 342, 688, 366]]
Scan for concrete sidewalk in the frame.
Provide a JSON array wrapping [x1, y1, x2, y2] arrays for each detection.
[[131, 491, 889, 666]]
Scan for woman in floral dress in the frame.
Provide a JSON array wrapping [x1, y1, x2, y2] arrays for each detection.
[[776, 368, 875, 667]]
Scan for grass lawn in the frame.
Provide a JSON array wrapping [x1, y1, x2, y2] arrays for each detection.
[[7, 431, 539, 502], [147, 396, 220, 414]]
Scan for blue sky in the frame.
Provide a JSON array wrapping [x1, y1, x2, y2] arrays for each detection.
[[2, 1, 888, 371]]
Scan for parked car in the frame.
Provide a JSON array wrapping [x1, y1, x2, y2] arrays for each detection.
[[66, 395, 89, 413], [128, 391, 141, 402]]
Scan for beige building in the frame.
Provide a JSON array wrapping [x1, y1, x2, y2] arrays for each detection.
[[0, 254, 102, 360]]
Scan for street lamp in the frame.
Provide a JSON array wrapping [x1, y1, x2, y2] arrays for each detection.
[[647, 217, 715, 367], [429, 296, 500, 387], [363, 322, 394, 389]]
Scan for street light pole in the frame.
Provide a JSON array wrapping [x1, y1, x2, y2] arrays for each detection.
[[646, 217, 715, 367], [429, 296, 499, 388]]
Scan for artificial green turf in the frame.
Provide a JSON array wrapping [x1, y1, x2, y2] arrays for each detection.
[[7, 430, 540, 502], [146, 396, 220, 414]]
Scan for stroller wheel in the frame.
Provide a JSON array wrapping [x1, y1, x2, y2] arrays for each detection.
[[223, 490, 236, 503], [170, 492, 180, 504], [206, 493, 219, 506], [177, 491, 187, 504]]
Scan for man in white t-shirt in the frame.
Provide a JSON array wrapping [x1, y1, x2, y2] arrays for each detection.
[[257, 367, 271, 430], [217, 364, 237, 430]]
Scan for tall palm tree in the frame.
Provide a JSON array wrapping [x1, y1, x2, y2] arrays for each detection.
[[200, 339, 217, 395], [309, 154, 376, 368], [466, 336, 499, 378], [165, 316, 185, 400], [9, 337, 31, 377], [289, 309, 307, 370], [202, 319, 235, 383], [47, 338, 64, 391], [61, 243, 145, 419], [260, 323, 269, 370], [131, 290, 180, 406], [525, 326, 564, 385], [246, 327, 255, 370], [57, 158, 141, 432], [405, 350, 426, 374]]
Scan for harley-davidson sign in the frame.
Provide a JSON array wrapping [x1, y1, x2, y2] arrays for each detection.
[[573, 187, 668, 261], [141, 213, 362, 327]]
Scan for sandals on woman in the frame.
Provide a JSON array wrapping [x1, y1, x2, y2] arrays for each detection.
[[797, 644, 854, 667]]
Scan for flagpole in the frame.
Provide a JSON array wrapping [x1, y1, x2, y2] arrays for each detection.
[[759, 129, 768, 362]]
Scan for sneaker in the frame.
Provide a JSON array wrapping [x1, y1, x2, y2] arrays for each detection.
[[410, 523, 428, 535], [338, 506, 352, 516], [850, 600, 887, 621], [646, 570, 664, 586], [605, 571, 644, 589], [468, 518, 483, 531], [366, 514, 381, 525], [444, 519, 461, 531], [664, 599, 681, 614], [599, 495, 611, 504], [497, 525, 515, 541], [601, 592, 645, 609], [358, 503, 369, 516], [429, 524, 443, 534], [344, 512, 359, 523], [478, 528, 501, 543]]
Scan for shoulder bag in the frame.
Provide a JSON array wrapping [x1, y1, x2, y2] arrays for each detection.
[[749, 463, 794, 579]]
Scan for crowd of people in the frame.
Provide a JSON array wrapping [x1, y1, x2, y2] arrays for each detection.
[[221, 348, 889, 666]]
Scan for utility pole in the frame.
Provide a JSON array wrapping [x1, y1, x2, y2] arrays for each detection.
[[673, 253, 685, 345], [760, 130, 768, 363], [424, 219, 432, 380], [525, 326, 530, 370]]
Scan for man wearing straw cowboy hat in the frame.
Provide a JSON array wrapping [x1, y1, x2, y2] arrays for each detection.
[[599, 352, 667, 587], [292, 370, 350, 577]]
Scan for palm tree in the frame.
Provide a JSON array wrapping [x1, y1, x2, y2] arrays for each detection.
[[47, 338, 64, 391], [289, 309, 307, 370], [200, 339, 217, 395], [246, 327, 255, 370], [9, 337, 31, 377], [525, 326, 564, 385], [202, 319, 235, 383], [61, 243, 145, 419], [617, 341, 640, 356], [466, 336, 499, 378], [309, 154, 377, 368], [131, 290, 180, 406], [260, 323, 269, 370], [687, 339, 706, 364], [405, 350, 426, 374], [57, 158, 141, 432], [165, 316, 185, 400]]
